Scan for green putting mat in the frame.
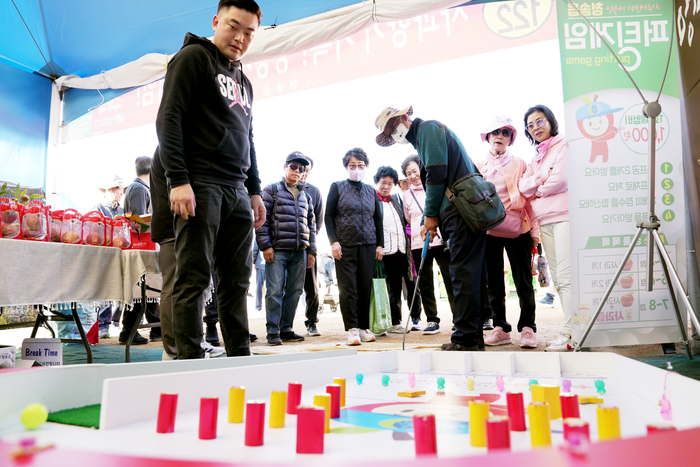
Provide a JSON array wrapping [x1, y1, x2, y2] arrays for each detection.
[[60, 344, 164, 365], [48, 404, 101, 429], [629, 355, 700, 381]]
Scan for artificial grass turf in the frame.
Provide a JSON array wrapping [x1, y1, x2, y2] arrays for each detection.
[[47, 404, 101, 429]]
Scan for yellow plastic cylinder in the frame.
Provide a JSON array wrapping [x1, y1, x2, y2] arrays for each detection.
[[269, 390, 287, 428], [314, 393, 332, 433], [597, 405, 621, 441], [333, 377, 347, 407], [228, 386, 245, 423], [531, 385, 562, 419], [469, 400, 490, 447], [528, 401, 552, 448]]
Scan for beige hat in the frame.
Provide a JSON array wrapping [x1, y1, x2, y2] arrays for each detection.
[[98, 175, 124, 192], [375, 105, 413, 147]]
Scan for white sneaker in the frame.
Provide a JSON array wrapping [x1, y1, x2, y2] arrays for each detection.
[[359, 329, 376, 342], [545, 333, 572, 352], [388, 324, 408, 334], [410, 319, 422, 331], [201, 341, 225, 358], [347, 329, 361, 346]]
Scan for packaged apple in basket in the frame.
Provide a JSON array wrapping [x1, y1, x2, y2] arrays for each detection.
[[104, 217, 113, 246], [0, 198, 23, 239], [81, 211, 106, 246], [21, 201, 49, 241], [112, 216, 131, 249], [49, 210, 64, 242], [61, 208, 83, 244]]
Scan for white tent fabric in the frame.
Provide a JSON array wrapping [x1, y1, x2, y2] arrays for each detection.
[[55, 0, 467, 92]]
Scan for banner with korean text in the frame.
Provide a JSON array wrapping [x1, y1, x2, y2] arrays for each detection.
[[557, 1, 686, 347]]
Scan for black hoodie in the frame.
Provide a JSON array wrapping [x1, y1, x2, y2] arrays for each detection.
[[156, 33, 261, 196]]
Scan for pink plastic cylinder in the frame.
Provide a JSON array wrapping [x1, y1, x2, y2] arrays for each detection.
[[296, 405, 326, 454], [156, 393, 178, 434], [326, 384, 342, 419], [198, 397, 218, 440], [287, 382, 302, 415], [560, 393, 581, 419], [506, 392, 526, 431], [245, 400, 266, 446], [413, 414, 437, 456]]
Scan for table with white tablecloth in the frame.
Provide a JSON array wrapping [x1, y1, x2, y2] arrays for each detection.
[[0, 238, 160, 363]]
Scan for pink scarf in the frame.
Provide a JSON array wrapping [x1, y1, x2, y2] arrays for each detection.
[[482, 150, 513, 180], [534, 136, 555, 164]]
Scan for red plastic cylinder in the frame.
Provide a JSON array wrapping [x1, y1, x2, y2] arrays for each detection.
[[245, 400, 266, 446], [563, 418, 590, 443], [647, 423, 677, 434], [413, 414, 437, 456], [287, 382, 302, 415], [560, 393, 581, 419], [506, 392, 526, 431], [156, 393, 178, 434], [486, 416, 511, 451], [326, 384, 342, 419], [198, 397, 218, 440], [296, 405, 325, 454]]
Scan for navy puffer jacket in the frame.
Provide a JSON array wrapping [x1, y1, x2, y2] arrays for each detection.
[[256, 179, 316, 254]]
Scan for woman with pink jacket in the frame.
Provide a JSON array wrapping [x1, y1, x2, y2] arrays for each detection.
[[476, 116, 539, 349], [518, 105, 571, 352]]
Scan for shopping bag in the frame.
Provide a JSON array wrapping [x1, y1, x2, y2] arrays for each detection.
[[369, 261, 392, 335]]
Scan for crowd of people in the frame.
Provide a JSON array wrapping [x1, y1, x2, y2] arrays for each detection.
[[124, 0, 573, 360]]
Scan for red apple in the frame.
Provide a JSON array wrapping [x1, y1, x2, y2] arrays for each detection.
[[621, 294, 634, 307], [25, 215, 42, 231], [1, 223, 19, 238], [62, 230, 80, 243], [113, 236, 129, 249], [85, 232, 103, 245], [620, 276, 634, 289], [623, 259, 633, 271]]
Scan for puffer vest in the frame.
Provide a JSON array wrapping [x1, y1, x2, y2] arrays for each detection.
[[334, 180, 377, 246]]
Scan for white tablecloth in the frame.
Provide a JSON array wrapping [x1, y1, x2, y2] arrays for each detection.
[[0, 238, 159, 307]]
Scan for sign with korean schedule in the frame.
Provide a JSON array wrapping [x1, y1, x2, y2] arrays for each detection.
[[557, 0, 686, 347]]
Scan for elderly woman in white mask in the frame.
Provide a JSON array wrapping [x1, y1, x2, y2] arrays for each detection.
[[325, 148, 384, 346], [476, 116, 540, 349]]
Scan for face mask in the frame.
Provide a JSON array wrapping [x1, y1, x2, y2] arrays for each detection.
[[391, 122, 409, 144], [348, 168, 366, 182]]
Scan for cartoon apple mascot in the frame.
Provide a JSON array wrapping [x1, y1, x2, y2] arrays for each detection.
[[621, 293, 634, 308], [575, 95, 623, 163], [620, 276, 634, 289]]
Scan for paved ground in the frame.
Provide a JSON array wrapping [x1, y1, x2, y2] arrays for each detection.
[[97, 284, 693, 358]]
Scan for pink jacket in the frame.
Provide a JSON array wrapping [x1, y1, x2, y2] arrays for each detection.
[[518, 134, 569, 226], [477, 150, 539, 239], [402, 184, 444, 251]]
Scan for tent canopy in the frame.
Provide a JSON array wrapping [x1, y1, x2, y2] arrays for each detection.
[[0, 0, 361, 79]]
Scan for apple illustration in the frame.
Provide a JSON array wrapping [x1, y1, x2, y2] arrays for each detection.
[[621, 293, 634, 307], [623, 259, 633, 271], [113, 236, 129, 249], [62, 230, 80, 243], [85, 232, 103, 245], [620, 276, 634, 289]]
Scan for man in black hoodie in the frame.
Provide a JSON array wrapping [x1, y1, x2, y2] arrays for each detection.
[[156, 0, 265, 359]]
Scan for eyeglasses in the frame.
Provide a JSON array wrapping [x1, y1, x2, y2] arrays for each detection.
[[491, 128, 513, 138], [347, 164, 366, 170], [526, 118, 547, 132], [288, 163, 306, 173]]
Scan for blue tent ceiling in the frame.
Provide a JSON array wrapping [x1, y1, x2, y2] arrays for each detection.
[[0, 0, 361, 79]]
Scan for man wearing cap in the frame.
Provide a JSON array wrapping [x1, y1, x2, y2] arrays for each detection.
[[374, 106, 487, 351], [255, 152, 316, 346], [94, 175, 125, 340]]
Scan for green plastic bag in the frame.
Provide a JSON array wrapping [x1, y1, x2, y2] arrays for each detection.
[[369, 261, 392, 335]]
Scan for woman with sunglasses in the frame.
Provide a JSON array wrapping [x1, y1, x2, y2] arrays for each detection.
[[518, 105, 571, 352], [476, 116, 539, 349], [325, 148, 384, 346]]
